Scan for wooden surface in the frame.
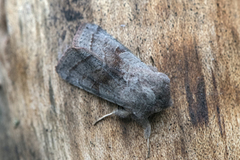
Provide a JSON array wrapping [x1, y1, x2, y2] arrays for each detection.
[[0, 0, 240, 159]]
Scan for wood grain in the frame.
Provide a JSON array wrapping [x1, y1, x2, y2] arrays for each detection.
[[0, 0, 240, 159]]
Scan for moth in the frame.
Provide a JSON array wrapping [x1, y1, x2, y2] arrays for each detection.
[[56, 23, 172, 157]]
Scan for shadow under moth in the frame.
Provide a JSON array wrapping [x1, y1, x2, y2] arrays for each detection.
[[56, 23, 172, 158]]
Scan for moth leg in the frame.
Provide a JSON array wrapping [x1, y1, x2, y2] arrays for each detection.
[[93, 109, 131, 125], [138, 119, 151, 158], [145, 120, 151, 159]]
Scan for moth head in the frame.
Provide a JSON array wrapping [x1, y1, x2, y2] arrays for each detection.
[[153, 72, 173, 113]]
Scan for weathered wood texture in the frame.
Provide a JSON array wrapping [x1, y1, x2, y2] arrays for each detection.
[[0, 0, 240, 159]]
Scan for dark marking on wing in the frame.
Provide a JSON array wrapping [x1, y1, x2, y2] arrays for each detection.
[[68, 55, 93, 73], [90, 33, 94, 51], [56, 47, 128, 107], [115, 46, 126, 55], [103, 49, 122, 70], [78, 70, 121, 105], [91, 81, 100, 93]]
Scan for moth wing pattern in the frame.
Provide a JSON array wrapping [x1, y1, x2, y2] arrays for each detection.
[[72, 23, 131, 69], [56, 47, 129, 107]]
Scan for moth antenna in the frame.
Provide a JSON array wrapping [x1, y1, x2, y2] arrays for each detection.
[[93, 109, 131, 125], [93, 111, 116, 125]]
